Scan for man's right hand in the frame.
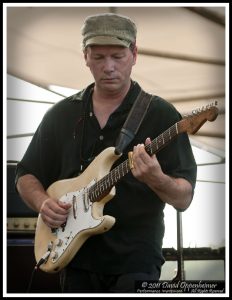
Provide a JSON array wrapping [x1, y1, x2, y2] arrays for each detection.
[[40, 198, 71, 228]]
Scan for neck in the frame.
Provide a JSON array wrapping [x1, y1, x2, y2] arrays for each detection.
[[91, 81, 131, 129], [93, 81, 131, 106]]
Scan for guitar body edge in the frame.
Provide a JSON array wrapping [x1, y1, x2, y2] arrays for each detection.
[[34, 147, 120, 273], [36, 211, 115, 273]]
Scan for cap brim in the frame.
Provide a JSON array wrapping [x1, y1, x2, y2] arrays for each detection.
[[84, 35, 130, 48]]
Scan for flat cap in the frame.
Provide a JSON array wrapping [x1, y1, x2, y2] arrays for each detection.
[[81, 13, 137, 49]]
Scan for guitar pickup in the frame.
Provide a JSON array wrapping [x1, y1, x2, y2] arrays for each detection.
[[72, 195, 77, 219], [83, 188, 90, 212]]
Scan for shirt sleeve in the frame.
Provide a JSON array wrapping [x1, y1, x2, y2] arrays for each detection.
[[153, 99, 197, 211], [15, 106, 61, 190]]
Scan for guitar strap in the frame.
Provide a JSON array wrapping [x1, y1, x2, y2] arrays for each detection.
[[115, 89, 153, 155]]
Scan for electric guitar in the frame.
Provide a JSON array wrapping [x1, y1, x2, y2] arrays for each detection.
[[34, 102, 219, 273]]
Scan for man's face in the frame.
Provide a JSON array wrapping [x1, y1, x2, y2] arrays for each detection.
[[84, 45, 137, 94]]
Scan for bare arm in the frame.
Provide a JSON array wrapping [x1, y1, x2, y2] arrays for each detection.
[[16, 174, 71, 228], [131, 139, 193, 210]]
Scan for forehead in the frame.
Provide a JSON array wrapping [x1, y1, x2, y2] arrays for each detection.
[[86, 45, 129, 55]]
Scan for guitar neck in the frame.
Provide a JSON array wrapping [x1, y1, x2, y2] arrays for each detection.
[[89, 122, 180, 203], [88, 100, 218, 204]]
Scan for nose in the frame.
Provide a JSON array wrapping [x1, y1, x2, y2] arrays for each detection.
[[103, 57, 115, 74]]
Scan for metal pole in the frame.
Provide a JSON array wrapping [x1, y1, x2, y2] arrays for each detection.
[[172, 210, 185, 281]]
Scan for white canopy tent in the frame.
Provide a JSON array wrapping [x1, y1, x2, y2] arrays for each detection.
[[6, 4, 226, 158]]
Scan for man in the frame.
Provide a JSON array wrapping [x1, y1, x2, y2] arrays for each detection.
[[15, 13, 197, 293]]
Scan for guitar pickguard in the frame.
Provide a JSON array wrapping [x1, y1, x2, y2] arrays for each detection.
[[50, 179, 103, 262]]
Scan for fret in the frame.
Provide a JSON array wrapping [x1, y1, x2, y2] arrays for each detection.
[[148, 123, 178, 155], [125, 160, 130, 174], [162, 133, 165, 144], [99, 183, 104, 193], [148, 144, 153, 155], [175, 122, 178, 134], [155, 140, 158, 151], [95, 184, 100, 198], [116, 166, 120, 181], [108, 170, 113, 186], [118, 164, 123, 179], [90, 186, 94, 200], [110, 170, 116, 185]]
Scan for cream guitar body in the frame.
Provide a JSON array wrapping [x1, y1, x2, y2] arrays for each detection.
[[34, 147, 119, 273]]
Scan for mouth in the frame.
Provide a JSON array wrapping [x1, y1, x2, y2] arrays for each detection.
[[101, 78, 118, 82], [102, 77, 118, 82]]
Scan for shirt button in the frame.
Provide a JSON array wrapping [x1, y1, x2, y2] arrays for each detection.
[[99, 135, 104, 141]]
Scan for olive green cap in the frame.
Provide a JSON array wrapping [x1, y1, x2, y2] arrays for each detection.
[[81, 13, 137, 49]]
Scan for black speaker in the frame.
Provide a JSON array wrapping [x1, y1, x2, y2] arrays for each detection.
[[7, 238, 62, 293], [7, 163, 61, 293]]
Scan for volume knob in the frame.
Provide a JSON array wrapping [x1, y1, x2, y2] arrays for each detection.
[[54, 238, 63, 247], [50, 251, 58, 260]]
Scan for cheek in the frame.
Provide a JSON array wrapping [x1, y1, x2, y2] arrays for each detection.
[[122, 59, 134, 74], [87, 64, 101, 79]]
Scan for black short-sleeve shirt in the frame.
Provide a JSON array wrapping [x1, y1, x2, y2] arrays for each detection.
[[15, 81, 197, 274]]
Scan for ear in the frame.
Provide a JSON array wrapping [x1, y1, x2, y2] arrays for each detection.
[[83, 50, 89, 66], [132, 46, 138, 65]]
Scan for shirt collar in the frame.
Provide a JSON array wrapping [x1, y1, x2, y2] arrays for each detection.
[[68, 80, 142, 111]]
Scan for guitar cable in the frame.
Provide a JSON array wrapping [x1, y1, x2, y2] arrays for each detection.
[[34, 250, 52, 269], [26, 247, 52, 292]]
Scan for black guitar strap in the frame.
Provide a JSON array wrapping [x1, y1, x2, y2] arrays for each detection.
[[115, 89, 153, 155]]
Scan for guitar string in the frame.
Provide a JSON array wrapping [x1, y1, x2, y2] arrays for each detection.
[[90, 122, 179, 201], [65, 121, 179, 208], [65, 109, 213, 208], [71, 106, 216, 204], [89, 122, 179, 202]]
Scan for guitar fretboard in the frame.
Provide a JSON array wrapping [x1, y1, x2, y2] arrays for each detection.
[[88, 122, 179, 202]]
